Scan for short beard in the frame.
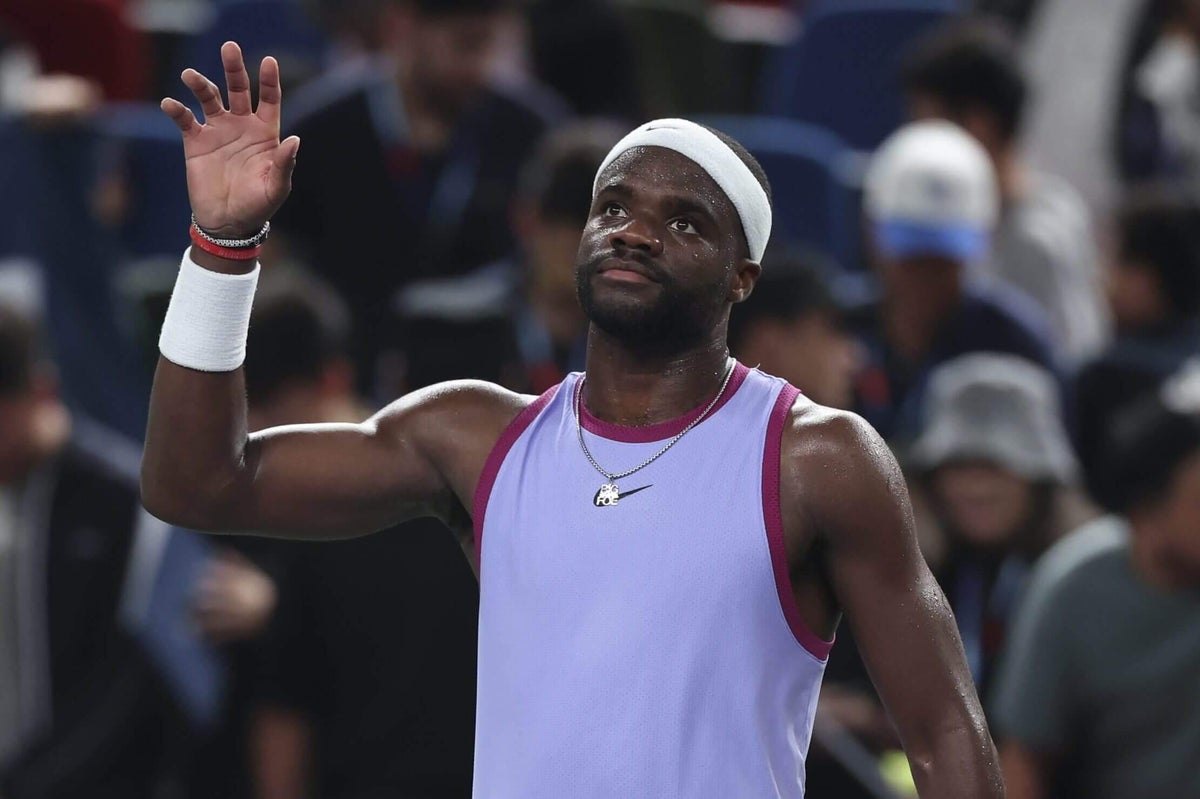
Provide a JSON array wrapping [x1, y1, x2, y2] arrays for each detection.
[[575, 254, 725, 351]]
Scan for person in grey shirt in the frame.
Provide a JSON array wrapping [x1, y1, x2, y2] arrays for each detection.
[[991, 363, 1200, 799], [902, 18, 1110, 362]]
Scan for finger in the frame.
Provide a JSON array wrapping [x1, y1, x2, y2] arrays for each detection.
[[221, 41, 253, 116], [268, 135, 300, 202], [256, 56, 281, 127], [181, 68, 225, 120], [160, 97, 200, 138]]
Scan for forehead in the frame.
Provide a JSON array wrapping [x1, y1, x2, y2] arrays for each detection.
[[595, 146, 737, 223]]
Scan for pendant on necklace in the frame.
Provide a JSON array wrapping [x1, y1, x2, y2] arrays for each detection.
[[594, 483, 621, 507]]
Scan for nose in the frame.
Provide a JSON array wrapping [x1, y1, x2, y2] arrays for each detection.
[[608, 217, 663, 258]]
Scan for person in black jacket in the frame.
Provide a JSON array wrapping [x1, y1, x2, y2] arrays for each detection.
[[243, 273, 480, 799], [0, 303, 182, 798]]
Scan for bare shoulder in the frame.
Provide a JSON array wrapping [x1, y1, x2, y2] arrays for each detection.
[[370, 379, 535, 451], [780, 396, 908, 537], [783, 397, 895, 473]]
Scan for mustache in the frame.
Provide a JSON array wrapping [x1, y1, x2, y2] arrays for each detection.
[[584, 250, 669, 283]]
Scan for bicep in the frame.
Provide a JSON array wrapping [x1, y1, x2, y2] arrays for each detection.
[[799, 414, 985, 752], [215, 380, 521, 540], [235, 415, 447, 537], [828, 462, 974, 742]]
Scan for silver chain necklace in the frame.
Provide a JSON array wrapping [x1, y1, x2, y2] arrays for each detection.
[[575, 359, 735, 507]]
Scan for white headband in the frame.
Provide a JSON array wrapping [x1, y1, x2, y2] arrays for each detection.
[[593, 118, 772, 263]]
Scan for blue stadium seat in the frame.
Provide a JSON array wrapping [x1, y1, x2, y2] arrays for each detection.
[[98, 103, 191, 258], [700, 115, 859, 268], [0, 117, 42, 258], [181, 0, 328, 111], [761, 0, 960, 151]]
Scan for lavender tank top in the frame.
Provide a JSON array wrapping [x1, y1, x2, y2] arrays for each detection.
[[471, 363, 833, 798]]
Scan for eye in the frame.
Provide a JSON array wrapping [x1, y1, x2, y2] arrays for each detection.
[[670, 218, 697, 234], [603, 202, 627, 218]]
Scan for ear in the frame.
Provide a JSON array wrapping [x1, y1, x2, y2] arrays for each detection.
[[728, 258, 762, 304]]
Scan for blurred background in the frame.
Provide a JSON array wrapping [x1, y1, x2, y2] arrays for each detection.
[[0, 0, 1198, 797]]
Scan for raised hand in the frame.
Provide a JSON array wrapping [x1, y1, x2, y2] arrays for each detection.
[[161, 41, 299, 239]]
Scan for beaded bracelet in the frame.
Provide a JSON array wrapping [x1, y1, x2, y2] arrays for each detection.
[[190, 213, 271, 249]]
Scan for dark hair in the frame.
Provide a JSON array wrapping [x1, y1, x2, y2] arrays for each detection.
[[518, 121, 625, 226], [243, 272, 352, 405], [727, 253, 836, 351], [1118, 186, 1200, 319], [1094, 392, 1200, 515], [0, 304, 39, 395], [901, 18, 1026, 141]]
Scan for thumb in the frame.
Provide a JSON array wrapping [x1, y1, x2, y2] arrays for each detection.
[[269, 135, 300, 197]]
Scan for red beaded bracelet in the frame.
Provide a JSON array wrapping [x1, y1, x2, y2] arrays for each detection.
[[189, 225, 263, 261]]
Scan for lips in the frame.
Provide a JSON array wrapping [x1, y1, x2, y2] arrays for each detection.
[[597, 257, 660, 284]]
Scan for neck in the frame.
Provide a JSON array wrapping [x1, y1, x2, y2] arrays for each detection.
[[581, 326, 731, 426], [394, 63, 453, 152], [994, 145, 1026, 207]]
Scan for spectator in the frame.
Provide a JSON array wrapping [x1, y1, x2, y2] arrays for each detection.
[[273, 0, 564, 397], [244, 273, 480, 799], [728, 254, 864, 410], [902, 18, 1109, 361], [1117, 0, 1200, 190], [0, 0, 148, 102], [860, 119, 1057, 440], [510, 120, 621, 392], [992, 364, 1200, 799], [0, 303, 181, 798], [1018, 0, 1146, 216], [910, 353, 1085, 696], [1073, 186, 1200, 487], [526, 0, 642, 119], [811, 351, 1087, 798]]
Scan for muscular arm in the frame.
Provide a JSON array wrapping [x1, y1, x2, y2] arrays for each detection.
[[142, 348, 522, 538], [142, 43, 525, 542], [787, 406, 1004, 798]]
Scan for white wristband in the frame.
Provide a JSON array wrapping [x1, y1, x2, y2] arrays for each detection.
[[158, 249, 260, 372]]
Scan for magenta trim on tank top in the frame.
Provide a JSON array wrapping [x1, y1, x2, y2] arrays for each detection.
[[578, 361, 751, 443], [473, 385, 559, 565], [763, 384, 836, 661]]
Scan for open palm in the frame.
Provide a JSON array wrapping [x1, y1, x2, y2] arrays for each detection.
[[161, 41, 300, 238]]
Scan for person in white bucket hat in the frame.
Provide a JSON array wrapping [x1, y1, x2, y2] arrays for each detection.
[[910, 353, 1083, 695]]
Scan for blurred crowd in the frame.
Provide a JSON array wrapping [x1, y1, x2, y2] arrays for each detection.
[[0, 0, 1198, 798]]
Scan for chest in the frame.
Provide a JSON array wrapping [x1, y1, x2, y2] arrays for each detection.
[[480, 381, 780, 619]]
